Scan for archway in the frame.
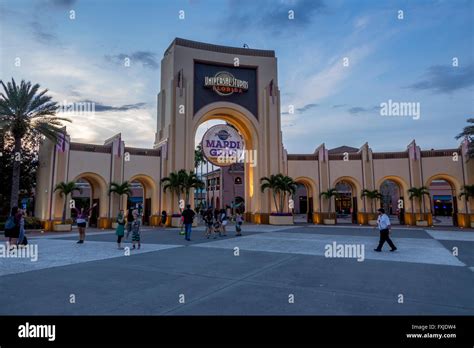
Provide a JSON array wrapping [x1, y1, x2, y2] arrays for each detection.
[[192, 103, 262, 221], [294, 177, 317, 224], [128, 174, 158, 225], [425, 175, 461, 227], [333, 176, 361, 224], [71, 172, 108, 227], [376, 175, 411, 225]]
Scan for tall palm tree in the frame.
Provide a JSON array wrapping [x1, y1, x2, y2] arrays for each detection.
[[161, 170, 185, 212], [455, 118, 474, 158], [260, 174, 282, 213], [194, 143, 206, 168], [320, 188, 338, 214], [361, 189, 383, 213], [0, 79, 70, 209], [180, 169, 205, 206], [459, 185, 474, 201], [54, 181, 81, 224], [109, 181, 132, 210], [408, 186, 430, 216]]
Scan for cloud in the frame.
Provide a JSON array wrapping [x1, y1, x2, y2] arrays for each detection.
[[77, 100, 147, 112], [105, 51, 159, 70], [407, 63, 474, 94], [347, 105, 381, 114], [29, 21, 58, 44], [226, 0, 326, 35], [332, 104, 347, 108], [296, 103, 318, 112], [48, 0, 77, 8]]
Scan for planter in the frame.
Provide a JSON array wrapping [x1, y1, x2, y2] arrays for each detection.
[[269, 215, 294, 225], [368, 220, 378, 226], [323, 219, 336, 225], [54, 224, 72, 232], [171, 216, 182, 228], [416, 220, 428, 227]]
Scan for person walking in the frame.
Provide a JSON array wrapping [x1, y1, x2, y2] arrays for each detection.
[[220, 209, 228, 237], [131, 212, 141, 250], [204, 209, 216, 239], [374, 208, 397, 252], [213, 208, 221, 237], [4, 206, 21, 249], [73, 203, 97, 244], [115, 209, 125, 249], [17, 209, 27, 246], [235, 210, 243, 237], [182, 204, 195, 241], [126, 206, 134, 240]]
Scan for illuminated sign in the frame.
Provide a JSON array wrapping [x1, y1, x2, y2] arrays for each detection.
[[201, 124, 245, 166], [204, 71, 249, 96]]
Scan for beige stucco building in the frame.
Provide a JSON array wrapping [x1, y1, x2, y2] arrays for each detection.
[[35, 38, 474, 229]]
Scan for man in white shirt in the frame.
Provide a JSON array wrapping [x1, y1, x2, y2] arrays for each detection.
[[374, 208, 397, 252]]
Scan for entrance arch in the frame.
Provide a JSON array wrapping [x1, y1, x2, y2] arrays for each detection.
[[425, 174, 462, 227], [192, 102, 263, 219], [129, 174, 158, 225], [333, 176, 362, 224], [377, 175, 411, 225], [294, 176, 317, 223], [71, 172, 108, 226]]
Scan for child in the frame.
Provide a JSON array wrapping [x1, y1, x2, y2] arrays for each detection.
[[235, 211, 243, 236], [131, 212, 141, 250]]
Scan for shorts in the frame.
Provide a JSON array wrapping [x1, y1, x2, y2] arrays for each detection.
[[77, 222, 87, 228]]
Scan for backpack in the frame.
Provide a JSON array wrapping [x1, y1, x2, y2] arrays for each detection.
[[5, 216, 16, 230]]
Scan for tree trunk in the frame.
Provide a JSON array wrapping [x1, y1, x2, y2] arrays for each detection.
[[10, 136, 22, 210], [272, 192, 278, 213], [62, 195, 67, 224]]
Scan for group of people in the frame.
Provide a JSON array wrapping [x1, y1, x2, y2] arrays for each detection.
[[201, 208, 243, 239], [115, 207, 142, 250], [4, 206, 28, 249]]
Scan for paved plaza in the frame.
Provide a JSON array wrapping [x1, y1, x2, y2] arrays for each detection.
[[0, 223, 473, 315]]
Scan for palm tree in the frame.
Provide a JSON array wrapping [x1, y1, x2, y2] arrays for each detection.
[[260, 174, 283, 213], [54, 181, 81, 224], [109, 181, 132, 210], [0, 79, 71, 210], [455, 118, 474, 158], [408, 186, 430, 217], [194, 143, 206, 168], [459, 185, 474, 201], [320, 188, 338, 214], [361, 189, 383, 213], [161, 170, 185, 212], [180, 169, 205, 206], [279, 175, 298, 213]]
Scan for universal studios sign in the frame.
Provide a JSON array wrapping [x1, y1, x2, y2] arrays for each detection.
[[204, 71, 249, 96], [202, 124, 245, 166]]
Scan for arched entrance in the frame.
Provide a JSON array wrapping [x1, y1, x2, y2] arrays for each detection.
[[376, 175, 411, 225], [190, 103, 266, 221], [128, 174, 158, 225], [333, 177, 362, 224], [71, 172, 108, 227], [294, 177, 317, 223], [425, 175, 461, 227]]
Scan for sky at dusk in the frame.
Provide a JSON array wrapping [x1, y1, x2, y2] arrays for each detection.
[[1, 0, 473, 153]]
